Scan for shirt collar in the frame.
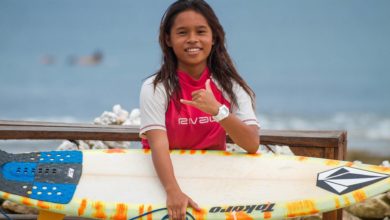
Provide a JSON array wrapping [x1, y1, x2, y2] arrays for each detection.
[[177, 67, 210, 86]]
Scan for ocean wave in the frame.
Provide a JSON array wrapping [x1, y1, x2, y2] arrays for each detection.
[[19, 116, 88, 123], [260, 112, 390, 142], [260, 112, 390, 155]]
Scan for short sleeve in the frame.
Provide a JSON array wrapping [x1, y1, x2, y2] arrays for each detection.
[[231, 82, 260, 127], [139, 76, 168, 138]]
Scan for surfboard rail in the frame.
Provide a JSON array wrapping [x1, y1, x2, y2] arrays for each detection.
[[1, 149, 389, 220], [0, 120, 348, 220]]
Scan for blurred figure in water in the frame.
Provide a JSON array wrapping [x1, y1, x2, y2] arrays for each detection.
[[68, 50, 103, 66], [40, 54, 56, 65]]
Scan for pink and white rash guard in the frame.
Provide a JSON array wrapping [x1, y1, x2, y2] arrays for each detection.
[[139, 68, 259, 150]]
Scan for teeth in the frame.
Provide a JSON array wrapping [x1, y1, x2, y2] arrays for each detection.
[[186, 48, 200, 52]]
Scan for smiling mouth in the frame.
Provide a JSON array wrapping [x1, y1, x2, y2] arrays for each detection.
[[185, 47, 202, 53]]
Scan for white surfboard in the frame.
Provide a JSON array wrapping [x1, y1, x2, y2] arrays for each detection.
[[1, 149, 389, 219]]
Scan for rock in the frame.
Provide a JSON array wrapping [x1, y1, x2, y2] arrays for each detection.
[[113, 104, 129, 124], [272, 145, 295, 155], [57, 140, 78, 151], [345, 193, 390, 219], [1, 200, 38, 214], [256, 145, 276, 154], [259, 145, 295, 155], [382, 160, 390, 167], [225, 144, 295, 156], [342, 210, 361, 220], [86, 140, 109, 149], [226, 143, 245, 153], [128, 108, 141, 125], [93, 105, 140, 126], [58, 105, 140, 151], [94, 111, 118, 125], [103, 141, 130, 149], [123, 109, 140, 126], [77, 140, 91, 150]]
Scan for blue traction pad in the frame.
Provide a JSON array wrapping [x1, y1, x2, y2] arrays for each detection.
[[0, 150, 83, 204]]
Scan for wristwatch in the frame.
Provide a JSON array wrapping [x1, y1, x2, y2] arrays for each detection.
[[212, 105, 229, 122]]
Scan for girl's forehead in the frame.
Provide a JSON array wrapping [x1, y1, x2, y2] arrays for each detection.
[[172, 10, 210, 28]]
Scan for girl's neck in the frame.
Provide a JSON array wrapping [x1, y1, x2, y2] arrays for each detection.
[[177, 63, 207, 80]]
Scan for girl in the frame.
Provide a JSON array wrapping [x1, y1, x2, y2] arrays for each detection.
[[139, 0, 260, 219]]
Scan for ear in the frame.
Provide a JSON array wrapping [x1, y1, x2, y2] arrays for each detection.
[[166, 34, 172, 47]]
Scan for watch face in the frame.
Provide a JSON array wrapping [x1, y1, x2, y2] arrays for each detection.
[[221, 107, 229, 115], [213, 105, 229, 122]]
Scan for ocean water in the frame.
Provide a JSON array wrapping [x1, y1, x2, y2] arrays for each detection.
[[0, 0, 389, 155]]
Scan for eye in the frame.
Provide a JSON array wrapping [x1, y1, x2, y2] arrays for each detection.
[[177, 31, 187, 35], [198, 30, 207, 35]]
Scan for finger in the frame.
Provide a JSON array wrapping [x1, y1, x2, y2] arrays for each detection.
[[180, 99, 196, 107], [205, 79, 212, 92], [205, 79, 216, 99], [180, 206, 187, 220], [188, 198, 201, 211], [168, 208, 173, 220], [172, 209, 178, 220], [191, 89, 205, 96], [191, 94, 200, 101]]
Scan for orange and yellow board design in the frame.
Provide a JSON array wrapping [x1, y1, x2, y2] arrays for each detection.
[[1, 149, 389, 219]]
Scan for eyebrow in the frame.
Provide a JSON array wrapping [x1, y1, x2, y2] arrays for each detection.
[[174, 25, 209, 30]]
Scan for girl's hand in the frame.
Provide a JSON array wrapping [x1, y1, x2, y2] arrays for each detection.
[[167, 188, 200, 220], [180, 79, 221, 115]]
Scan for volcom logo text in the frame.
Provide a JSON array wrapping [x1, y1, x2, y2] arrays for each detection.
[[178, 117, 215, 125], [209, 203, 275, 214]]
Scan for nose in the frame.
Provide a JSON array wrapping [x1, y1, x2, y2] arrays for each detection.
[[187, 32, 199, 44]]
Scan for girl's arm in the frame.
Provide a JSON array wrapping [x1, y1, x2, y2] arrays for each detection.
[[180, 79, 260, 153], [219, 116, 259, 153], [146, 129, 200, 220]]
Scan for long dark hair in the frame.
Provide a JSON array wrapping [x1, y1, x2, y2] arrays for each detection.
[[153, 0, 255, 110]]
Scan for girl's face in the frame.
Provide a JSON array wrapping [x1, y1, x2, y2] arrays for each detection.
[[167, 10, 213, 73]]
